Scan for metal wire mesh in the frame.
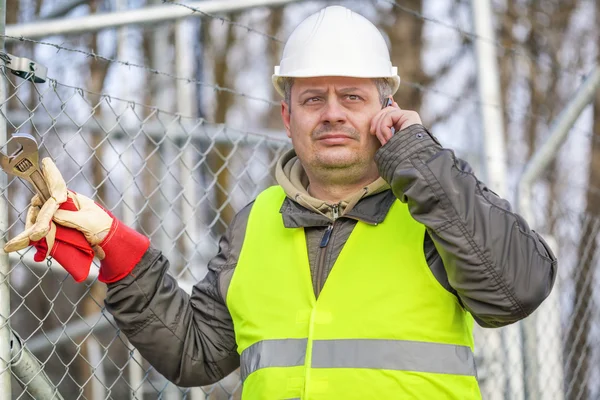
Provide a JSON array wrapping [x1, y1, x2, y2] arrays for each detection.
[[547, 208, 600, 400], [5, 69, 599, 400], [0, 1, 599, 399], [0, 66, 290, 399]]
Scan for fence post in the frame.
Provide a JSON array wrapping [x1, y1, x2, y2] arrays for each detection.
[[10, 331, 65, 400], [0, 0, 13, 398], [470, 0, 524, 398]]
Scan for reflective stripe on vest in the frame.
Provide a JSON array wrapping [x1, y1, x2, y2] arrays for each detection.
[[240, 338, 307, 380], [240, 338, 476, 381]]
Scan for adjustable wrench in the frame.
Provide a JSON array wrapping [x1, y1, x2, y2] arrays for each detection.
[[0, 133, 51, 201], [0, 133, 95, 277]]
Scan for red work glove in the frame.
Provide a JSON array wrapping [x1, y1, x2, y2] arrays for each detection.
[[29, 196, 95, 282], [53, 190, 150, 283], [4, 159, 94, 282], [4, 158, 150, 283]]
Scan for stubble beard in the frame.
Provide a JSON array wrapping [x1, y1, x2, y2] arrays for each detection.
[[308, 125, 376, 185]]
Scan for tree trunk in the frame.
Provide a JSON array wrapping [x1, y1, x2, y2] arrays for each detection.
[[382, 0, 426, 111], [266, 8, 284, 130], [206, 14, 238, 234]]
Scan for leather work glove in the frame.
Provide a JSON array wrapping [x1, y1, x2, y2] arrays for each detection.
[[4, 158, 95, 282], [4, 158, 150, 283], [5, 193, 96, 282], [53, 190, 150, 283]]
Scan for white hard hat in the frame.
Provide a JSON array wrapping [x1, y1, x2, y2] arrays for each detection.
[[272, 6, 400, 97]]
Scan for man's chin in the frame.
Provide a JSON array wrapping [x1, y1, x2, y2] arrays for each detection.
[[313, 154, 362, 170]]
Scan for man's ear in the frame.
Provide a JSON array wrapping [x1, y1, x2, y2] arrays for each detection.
[[281, 101, 292, 138]]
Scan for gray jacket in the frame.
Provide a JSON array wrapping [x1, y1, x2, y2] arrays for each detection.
[[104, 124, 557, 386]]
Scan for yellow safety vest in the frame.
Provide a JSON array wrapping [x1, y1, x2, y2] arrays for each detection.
[[227, 186, 482, 399]]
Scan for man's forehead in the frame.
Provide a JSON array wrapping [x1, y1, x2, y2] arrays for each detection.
[[293, 77, 377, 93]]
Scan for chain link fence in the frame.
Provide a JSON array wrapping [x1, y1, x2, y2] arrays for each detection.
[[0, 1, 599, 399], [0, 66, 290, 399], [544, 207, 600, 400]]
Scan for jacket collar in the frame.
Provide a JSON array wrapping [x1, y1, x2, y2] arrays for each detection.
[[279, 189, 397, 228]]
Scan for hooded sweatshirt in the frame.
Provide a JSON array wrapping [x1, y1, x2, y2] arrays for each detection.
[[275, 149, 389, 220]]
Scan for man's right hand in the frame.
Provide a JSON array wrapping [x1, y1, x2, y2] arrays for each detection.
[[370, 97, 423, 146], [4, 158, 150, 283]]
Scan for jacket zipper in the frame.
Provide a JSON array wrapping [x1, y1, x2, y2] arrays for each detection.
[[315, 204, 339, 298]]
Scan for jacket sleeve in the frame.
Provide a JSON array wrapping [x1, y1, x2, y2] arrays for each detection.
[[375, 124, 557, 327], [103, 205, 253, 386]]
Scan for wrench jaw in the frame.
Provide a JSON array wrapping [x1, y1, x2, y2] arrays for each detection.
[[0, 133, 51, 201], [0, 133, 40, 180]]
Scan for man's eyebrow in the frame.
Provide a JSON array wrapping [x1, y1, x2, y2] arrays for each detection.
[[338, 87, 367, 94], [297, 88, 326, 98]]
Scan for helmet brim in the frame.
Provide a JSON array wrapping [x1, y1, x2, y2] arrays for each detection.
[[271, 74, 401, 98]]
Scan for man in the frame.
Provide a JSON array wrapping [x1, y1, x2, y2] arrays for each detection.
[[5, 5, 556, 399]]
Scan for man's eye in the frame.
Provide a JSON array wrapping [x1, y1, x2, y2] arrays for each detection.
[[345, 94, 361, 101], [304, 97, 322, 104]]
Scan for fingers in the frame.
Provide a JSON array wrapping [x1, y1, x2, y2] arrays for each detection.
[[4, 195, 52, 253], [29, 197, 60, 241], [66, 191, 80, 208], [371, 110, 387, 134], [31, 194, 43, 208], [41, 158, 67, 204], [25, 202, 40, 230], [370, 109, 396, 145], [370, 96, 402, 145], [4, 230, 35, 252], [370, 106, 423, 145], [53, 194, 113, 246], [67, 191, 96, 210], [52, 208, 94, 235]]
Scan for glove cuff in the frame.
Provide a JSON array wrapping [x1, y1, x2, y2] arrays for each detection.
[[98, 219, 150, 283], [50, 225, 95, 282]]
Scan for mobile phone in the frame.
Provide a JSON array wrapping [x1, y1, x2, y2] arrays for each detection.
[[382, 97, 396, 135]]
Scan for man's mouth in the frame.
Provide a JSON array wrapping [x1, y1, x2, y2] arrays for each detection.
[[316, 133, 354, 145]]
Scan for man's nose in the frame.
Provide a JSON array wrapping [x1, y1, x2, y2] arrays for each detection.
[[321, 98, 346, 125]]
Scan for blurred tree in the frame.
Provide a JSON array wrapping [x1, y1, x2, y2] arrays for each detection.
[[265, 8, 284, 130], [381, 0, 426, 110], [204, 13, 238, 236], [381, 1, 471, 125]]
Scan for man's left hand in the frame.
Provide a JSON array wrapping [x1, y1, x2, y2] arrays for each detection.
[[370, 98, 422, 146]]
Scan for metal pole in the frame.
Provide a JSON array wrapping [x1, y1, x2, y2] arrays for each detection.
[[6, 0, 308, 40], [10, 331, 64, 400], [151, 0, 172, 280], [112, 0, 146, 395], [471, 0, 508, 194], [471, 1, 523, 399], [155, 12, 181, 399], [175, 19, 206, 400], [0, 0, 12, 397], [517, 65, 600, 400], [176, 17, 198, 277]]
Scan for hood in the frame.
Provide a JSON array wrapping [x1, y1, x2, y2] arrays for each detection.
[[274, 149, 389, 221]]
